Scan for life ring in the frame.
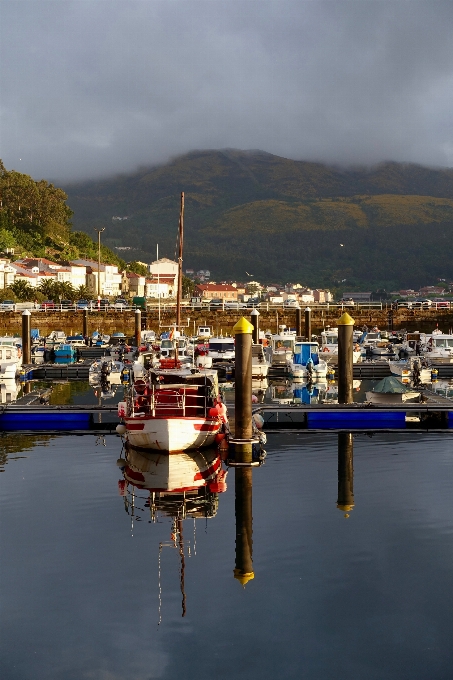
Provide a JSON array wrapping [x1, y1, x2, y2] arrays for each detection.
[[323, 347, 330, 352]]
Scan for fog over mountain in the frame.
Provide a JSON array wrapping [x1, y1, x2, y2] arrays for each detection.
[[1, 1, 453, 182]]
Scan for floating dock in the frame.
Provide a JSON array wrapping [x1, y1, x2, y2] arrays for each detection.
[[0, 404, 119, 433]]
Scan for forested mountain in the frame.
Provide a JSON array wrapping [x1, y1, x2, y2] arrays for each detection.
[[0, 160, 124, 268], [61, 149, 453, 289]]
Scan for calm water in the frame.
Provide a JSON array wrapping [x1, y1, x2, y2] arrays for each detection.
[[1, 430, 453, 679]]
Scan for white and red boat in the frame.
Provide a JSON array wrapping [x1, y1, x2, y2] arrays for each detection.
[[118, 366, 227, 452]]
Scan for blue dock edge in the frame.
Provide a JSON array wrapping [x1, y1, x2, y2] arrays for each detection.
[[0, 412, 92, 431], [307, 411, 406, 429]]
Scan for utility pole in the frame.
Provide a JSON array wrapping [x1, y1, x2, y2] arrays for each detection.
[[94, 227, 106, 300]]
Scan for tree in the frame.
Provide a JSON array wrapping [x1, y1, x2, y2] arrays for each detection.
[[37, 279, 57, 300], [182, 275, 195, 298], [126, 261, 148, 277], [0, 228, 16, 252], [76, 285, 93, 300], [9, 280, 34, 301]]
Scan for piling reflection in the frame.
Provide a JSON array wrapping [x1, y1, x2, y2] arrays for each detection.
[[234, 466, 254, 586], [337, 432, 354, 517]]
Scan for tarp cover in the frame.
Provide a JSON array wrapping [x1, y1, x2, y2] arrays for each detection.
[[372, 376, 410, 394]]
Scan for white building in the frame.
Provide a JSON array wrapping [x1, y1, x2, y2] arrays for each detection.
[[71, 259, 122, 296], [145, 281, 171, 298], [0, 260, 17, 289], [148, 258, 178, 297]]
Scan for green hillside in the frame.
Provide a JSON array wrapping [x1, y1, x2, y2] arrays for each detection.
[[63, 150, 453, 289]]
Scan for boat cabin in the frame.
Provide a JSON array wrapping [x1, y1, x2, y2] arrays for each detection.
[[293, 342, 320, 366]]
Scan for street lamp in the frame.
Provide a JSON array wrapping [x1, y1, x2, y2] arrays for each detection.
[[93, 227, 106, 302]]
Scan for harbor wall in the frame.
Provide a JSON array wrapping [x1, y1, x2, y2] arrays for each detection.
[[0, 307, 452, 337]]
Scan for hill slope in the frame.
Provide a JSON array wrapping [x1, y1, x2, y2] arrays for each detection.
[[63, 150, 453, 289]]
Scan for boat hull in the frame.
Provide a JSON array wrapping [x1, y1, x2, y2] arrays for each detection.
[[124, 416, 223, 452]]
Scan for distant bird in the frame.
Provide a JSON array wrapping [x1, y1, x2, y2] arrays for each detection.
[[246, 271, 253, 277], [340, 243, 344, 247]]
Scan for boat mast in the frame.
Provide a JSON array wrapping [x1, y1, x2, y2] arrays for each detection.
[[176, 192, 184, 329]]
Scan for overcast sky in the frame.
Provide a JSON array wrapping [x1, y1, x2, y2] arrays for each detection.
[[1, 1, 453, 182]]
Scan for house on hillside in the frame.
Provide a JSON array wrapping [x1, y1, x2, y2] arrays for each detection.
[[71, 259, 122, 296], [121, 271, 146, 297], [195, 283, 238, 301]]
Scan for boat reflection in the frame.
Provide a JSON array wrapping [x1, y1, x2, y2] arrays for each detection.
[[117, 445, 228, 620], [337, 432, 354, 517]]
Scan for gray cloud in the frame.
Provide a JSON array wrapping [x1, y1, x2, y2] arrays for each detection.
[[1, 1, 453, 181]]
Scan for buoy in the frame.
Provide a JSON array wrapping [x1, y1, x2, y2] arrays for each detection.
[[253, 413, 264, 429], [116, 424, 127, 435], [116, 457, 127, 467]]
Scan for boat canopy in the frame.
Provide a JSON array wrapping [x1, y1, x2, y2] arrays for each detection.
[[293, 343, 319, 366], [372, 377, 411, 394]]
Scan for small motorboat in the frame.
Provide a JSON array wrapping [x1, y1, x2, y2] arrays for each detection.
[[366, 376, 421, 404]]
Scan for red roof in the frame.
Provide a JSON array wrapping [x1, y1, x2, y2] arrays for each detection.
[[196, 284, 236, 292]]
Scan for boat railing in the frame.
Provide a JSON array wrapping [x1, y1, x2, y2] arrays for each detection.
[[130, 383, 209, 418]]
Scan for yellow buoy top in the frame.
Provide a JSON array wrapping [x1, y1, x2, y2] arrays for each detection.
[[338, 312, 355, 326], [234, 569, 255, 586], [337, 503, 354, 512], [233, 317, 254, 334]]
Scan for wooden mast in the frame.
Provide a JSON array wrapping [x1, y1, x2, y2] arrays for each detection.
[[176, 192, 184, 329]]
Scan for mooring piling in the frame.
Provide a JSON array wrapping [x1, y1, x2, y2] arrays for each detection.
[[135, 308, 141, 347], [234, 466, 254, 586], [337, 432, 354, 517], [22, 310, 31, 364], [295, 306, 302, 337], [82, 308, 88, 338], [232, 316, 254, 462], [250, 308, 259, 344], [338, 312, 354, 404], [304, 306, 312, 341]]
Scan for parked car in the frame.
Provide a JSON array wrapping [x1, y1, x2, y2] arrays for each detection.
[[412, 298, 432, 308], [432, 298, 450, 308], [40, 300, 55, 310], [224, 301, 247, 310], [284, 300, 299, 308], [209, 298, 225, 308], [395, 299, 412, 308], [60, 299, 73, 309], [337, 298, 355, 308], [245, 298, 261, 308], [76, 299, 90, 310], [114, 298, 128, 310], [0, 300, 16, 311]]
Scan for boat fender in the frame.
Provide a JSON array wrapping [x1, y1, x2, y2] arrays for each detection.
[[116, 456, 127, 466], [253, 413, 264, 429], [117, 402, 127, 417], [208, 407, 220, 418], [215, 402, 228, 422], [323, 347, 330, 352], [116, 425, 127, 436]]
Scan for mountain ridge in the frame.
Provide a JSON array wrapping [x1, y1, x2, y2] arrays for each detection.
[[63, 149, 453, 289]]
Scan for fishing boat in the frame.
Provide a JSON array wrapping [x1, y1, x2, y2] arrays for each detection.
[[53, 343, 76, 364], [118, 367, 226, 452], [117, 193, 228, 453], [290, 342, 328, 380], [89, 357, 125, 384], [423, 332, 453, 364], [388, 356, 432, 383], [270, 327, 296, 369]]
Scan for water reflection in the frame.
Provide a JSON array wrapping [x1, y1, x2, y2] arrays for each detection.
[[337, 432, 354, 517], [234, 466, 254, 586], [117, 445, 228, 620]]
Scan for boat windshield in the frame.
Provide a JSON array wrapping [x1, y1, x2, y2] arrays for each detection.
[[324, 336, 337, 345], [209, 342, 235, 352], [367, 333, 380, 340], [294, 344, 319, 354], [274, 339, 294, 349], [435, 339, 453, 348], [161, 340, 173, 349]]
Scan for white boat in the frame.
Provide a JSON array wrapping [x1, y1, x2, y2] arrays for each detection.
[[270, 328, 296, 369], [429, 379, 453, 399], [0, 338, 23, 378], [423, 332, 453, 364], [46, 330, 66, 345], [194, 344, 213, 369], [290, 342, 328, 380], [252, 343, 270, 378], [362, 330, 395, 357], [118, 367, 226, 452], [319, 328, 362, 364], [197, 326, 212, 341], [366, 376, 421, 404], [207, 337, 235, 362]]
